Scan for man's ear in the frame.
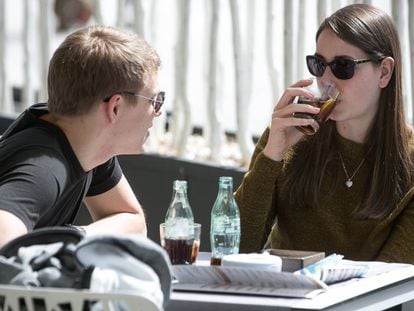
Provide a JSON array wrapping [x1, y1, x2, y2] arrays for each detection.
[[379, 56, 394, 88], [103, 95, 121, 122]]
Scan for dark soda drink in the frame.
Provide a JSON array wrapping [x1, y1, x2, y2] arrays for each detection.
[[164, 238, 194, 265], [210, 257, 222, 266], [294, 97, 337, 135], [191, 240, 200, 264]]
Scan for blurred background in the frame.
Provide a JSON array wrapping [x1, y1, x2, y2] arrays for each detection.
[[0, 0, 408, 169]]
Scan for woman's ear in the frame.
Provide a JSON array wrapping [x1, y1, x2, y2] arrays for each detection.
[[378, 57, 394, 88]]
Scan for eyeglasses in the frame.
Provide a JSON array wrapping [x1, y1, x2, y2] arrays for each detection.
[[123, 91, 165, 113], [306, 55, 371, 80], [104, 91, 165, 113]]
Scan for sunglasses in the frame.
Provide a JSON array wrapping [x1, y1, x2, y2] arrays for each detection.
[[306, 55, 371, 80], [104, 91, 165, 113]]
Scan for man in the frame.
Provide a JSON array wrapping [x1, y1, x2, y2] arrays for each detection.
[[0, 25, 164, 247]]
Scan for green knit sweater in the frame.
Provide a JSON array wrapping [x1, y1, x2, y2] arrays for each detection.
[[235, 127, 414, 263]]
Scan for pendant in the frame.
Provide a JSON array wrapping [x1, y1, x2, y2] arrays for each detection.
[[345, 180, 353, 188]]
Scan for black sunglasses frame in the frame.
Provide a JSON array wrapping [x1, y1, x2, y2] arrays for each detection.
[[306, 55, 371, 80]]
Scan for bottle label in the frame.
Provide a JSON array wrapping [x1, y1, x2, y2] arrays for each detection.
[[213, 216, 240, 233], [210, 216, 240, 258]]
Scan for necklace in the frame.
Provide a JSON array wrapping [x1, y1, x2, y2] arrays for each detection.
[[339, 153, 366, 188]]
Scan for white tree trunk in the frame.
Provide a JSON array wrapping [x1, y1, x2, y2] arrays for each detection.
[[150, 0, 159, 41], [242, 0, 255, 160], [229, 0, 254, 164], [141, 1, 167, 152], [393, 0, 413, 122], [149, 0, 167, 143], [23, 0, 34, 109], [172, 0, 192, 156], [284, 0, 294, 88], [93, 0, 103, 24], [206, 0, 223, 162], [245, 1, 255, 106], [317, 0, 328, 25], [116, 0, 127, 29], [297, 0, 306, 79], [133, 0, 145, 37], [266, 0, 280, 101], [0, 0, 11, 113], [410, 0, 414, 122], [38, 0, 53, 103], [331, 0, 344, 12]]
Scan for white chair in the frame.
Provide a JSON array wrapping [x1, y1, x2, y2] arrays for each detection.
[[0, 284, 161, 311]]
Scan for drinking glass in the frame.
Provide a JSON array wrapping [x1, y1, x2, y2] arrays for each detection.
[[160, 223, 201, 265], [293, 80, 340, 135]]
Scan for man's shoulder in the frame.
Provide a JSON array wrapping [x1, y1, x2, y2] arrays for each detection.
[[1, 104, 59, 145], [1, 126, 60, 153], [0, 122, 68, 174]]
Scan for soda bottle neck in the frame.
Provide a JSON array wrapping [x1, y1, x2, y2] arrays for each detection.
[[218, 183, 233, 192], [212, 177, 238, 216], [166, 180, 193, 221], [218, 177, 233, 196], [172, 188, 188, 200], [173, 180, 187, 192], [171, 180, 189, 201]]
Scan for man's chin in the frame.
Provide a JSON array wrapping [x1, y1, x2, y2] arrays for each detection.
[[133, 145, 145, 154], [122, 146, 145, 155]]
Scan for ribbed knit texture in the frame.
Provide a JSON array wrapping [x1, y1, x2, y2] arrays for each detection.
[[235, 128, 414, 263]]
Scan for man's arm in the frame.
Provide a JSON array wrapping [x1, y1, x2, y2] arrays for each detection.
[[83, 174, 147, 236], [0, 210, 28, 247]]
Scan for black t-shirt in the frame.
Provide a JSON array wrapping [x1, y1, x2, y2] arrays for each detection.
[[0, 103, 123, 229]]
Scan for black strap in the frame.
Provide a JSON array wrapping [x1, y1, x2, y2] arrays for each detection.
[[0, 226, 84, 258]]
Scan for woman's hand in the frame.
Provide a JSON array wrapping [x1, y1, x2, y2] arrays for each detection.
[[263, 79, 320, 161]]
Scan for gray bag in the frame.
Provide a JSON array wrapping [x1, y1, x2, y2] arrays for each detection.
[[0, 227, 172, 309]]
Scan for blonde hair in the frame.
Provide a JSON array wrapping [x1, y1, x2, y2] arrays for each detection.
[[47, 25, 161, 115]]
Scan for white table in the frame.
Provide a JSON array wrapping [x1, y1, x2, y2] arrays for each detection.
[[167, 253, 414, 311]]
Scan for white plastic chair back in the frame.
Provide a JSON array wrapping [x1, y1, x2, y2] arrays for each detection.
[[0, 284, 161, 311]]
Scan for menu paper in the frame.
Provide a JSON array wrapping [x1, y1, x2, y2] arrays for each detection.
[[172, 265, 327, 298]]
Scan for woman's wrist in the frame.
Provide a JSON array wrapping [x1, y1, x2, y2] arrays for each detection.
[[262, 147, 284, 162]]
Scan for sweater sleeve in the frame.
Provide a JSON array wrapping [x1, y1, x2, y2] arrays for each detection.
[[234, 127, 284, 253], [376, 195, 414, 264]]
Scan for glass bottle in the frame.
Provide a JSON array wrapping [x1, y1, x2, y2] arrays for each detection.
[[210, 176, 240, 265], [164, 180, 195, 264]]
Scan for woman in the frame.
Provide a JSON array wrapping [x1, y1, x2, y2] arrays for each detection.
[[235, 3, 414, 263]]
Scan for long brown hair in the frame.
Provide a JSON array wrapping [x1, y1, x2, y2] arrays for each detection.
[[282, 4, 412, 219]]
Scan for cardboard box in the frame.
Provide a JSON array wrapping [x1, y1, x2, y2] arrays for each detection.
[[265, 249, 325, 272]]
